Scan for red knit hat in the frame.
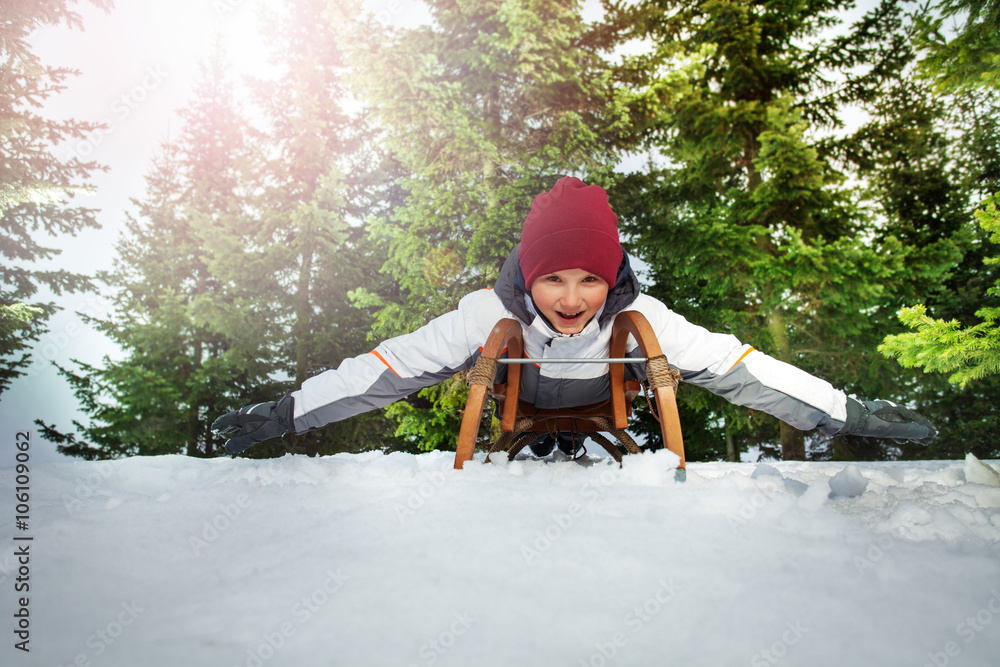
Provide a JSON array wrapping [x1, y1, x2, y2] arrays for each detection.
[[518, 177, 623, 287]]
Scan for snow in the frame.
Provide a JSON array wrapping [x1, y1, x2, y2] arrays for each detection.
[[3, 450, 1000, 667], [827, 464, 869, 498]]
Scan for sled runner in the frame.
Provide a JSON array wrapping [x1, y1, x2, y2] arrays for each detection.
[[454, 311, 687, 480]]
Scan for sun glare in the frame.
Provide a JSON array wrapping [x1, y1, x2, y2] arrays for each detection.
[[140, 0, 278, 84]]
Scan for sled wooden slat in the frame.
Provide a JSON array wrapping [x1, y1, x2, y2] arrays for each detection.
[[610, 311, 686, 471], [454, 319, 522, 469]]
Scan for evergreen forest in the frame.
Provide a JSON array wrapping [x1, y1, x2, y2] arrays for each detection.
[[3, 0, 999, 462]]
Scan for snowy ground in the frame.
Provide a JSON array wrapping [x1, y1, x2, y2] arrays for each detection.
[[2, 449, 1000, 667]]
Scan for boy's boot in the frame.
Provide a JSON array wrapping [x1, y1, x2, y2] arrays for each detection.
[[528, 432, 582, 457], [528, 433, 556, 457]]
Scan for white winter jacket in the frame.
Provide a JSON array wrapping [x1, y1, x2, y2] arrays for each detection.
[[291, 248, 848, 435]]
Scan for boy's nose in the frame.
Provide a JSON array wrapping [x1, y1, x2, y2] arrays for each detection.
[[561, 286, 583, 307]]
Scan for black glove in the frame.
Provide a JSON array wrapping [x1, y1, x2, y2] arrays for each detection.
[[838, 397, 936, 445], [211, 395, 295, 453]]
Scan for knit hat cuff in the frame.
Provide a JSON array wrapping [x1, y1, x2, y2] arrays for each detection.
[[519, 229, 622, 287]]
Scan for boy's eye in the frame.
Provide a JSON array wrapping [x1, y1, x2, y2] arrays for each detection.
[[545, 275, 561, 282], [582, 276, 598, 283]]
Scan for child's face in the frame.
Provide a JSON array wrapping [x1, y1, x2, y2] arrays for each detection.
[[529, 268, 610, 334]]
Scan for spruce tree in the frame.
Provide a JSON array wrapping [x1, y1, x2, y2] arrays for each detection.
[[881, 197, 1000, 385], [914, 0, 1000, 91], [604, 0, 961, 460], [338, 0, 620, 451], [877, 0, 1000, 458], [0, 0, 111, 395], [36, 46, 270, 458], [209, 0, 399, 457]]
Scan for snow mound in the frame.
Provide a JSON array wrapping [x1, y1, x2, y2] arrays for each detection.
[[828, 464, 869, 498], [965, 452, 1000, 487], [2, 451, 999, 666]]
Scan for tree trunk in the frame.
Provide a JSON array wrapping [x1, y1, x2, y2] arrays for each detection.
[[483, 156, 498, 210], [779, 421, 805, 461], [725, 417, 737, 462], [831, 434, 851, 461], [766, 308, 806, 460], [295, 249, 313, 387], [188, 336, 204, 457]]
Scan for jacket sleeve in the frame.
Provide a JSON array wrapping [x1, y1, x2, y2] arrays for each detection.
[[633, 295, 848, 434], [290, 291, 500, 433]]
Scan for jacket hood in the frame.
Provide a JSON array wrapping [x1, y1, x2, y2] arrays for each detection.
[[493, 243, 641, 329]]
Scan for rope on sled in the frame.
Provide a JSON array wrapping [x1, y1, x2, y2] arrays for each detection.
[[587, 417, 643, 457], [485, 417, 537, 460], [646, 354, 681, 391], [466, 355, 498, 387], [642, 354, 681, 424]]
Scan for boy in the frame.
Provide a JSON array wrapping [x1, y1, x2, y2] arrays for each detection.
[[212, 177, 935, 454]]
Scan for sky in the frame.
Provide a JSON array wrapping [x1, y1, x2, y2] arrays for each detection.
[[1, 0, 883, 467]]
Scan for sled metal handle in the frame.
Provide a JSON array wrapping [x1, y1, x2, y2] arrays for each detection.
[[497, 358, 646, 364]]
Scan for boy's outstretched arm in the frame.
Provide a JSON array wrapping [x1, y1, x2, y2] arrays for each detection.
[[211, 290, 506, 454], [636, 296, 937, 445]]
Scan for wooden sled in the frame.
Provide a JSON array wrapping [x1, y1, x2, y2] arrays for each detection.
[[453, 311, 686, 480]]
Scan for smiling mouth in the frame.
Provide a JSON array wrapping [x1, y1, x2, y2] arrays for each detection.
[[557, 311, 584, 320]]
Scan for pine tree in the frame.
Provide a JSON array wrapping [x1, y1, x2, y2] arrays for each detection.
[[604, 0, 960, 460], [880, 197, 1000, 385], [338, 0, 620, 451], [40, 2, 400, 460], [36, 46, 271, 458], [914, 0, 1000, 91], [877, 0, 1000, 458], [0, 0, 112, 395], [914, 89, 1000, 460], [208, 0, 399, 457]]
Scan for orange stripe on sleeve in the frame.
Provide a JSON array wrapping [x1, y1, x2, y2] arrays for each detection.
[[726, 347, 756, 374], [369, 350, 401, 377]]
